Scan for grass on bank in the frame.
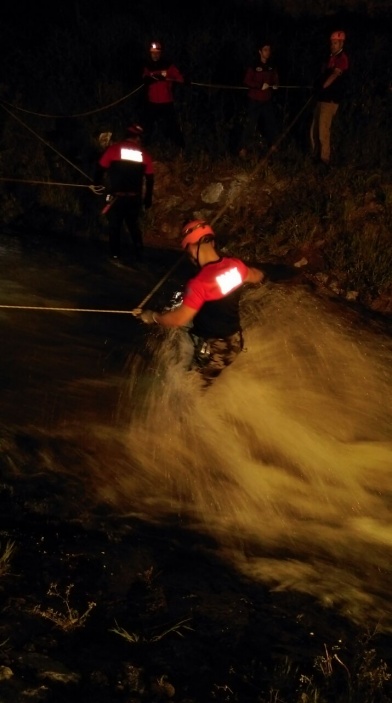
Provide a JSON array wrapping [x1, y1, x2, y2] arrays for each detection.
[[0, 541, 15, 578]]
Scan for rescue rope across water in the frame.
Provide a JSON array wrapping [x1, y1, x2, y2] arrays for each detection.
[[0, 177, 102, 191], [0, 304, 136, 314]]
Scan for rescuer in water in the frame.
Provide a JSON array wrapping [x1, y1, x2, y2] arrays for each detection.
[[136, 219, 264, 386]]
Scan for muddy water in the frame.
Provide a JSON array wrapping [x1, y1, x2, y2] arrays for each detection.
[[2, 232, 392, 632]]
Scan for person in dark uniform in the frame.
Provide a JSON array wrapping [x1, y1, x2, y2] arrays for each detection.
[[239, 41, 280, 158], [94, 124, 154, 264], [142, 40, 185, 149], [136, 219, 264, 386]]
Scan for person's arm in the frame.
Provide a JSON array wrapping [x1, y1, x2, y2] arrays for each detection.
[[244, 267, 265, 284], [139, 303, 196, 327], [322, 67, 342, 89], [168, 64, 184, 83], [244, 67, 260, 90], [142, 67, 151, 82], [322, 53, 348, 89], [153, 303, 195, 327]]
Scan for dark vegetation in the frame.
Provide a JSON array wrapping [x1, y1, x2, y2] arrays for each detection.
[[1, 1, 392, 701]]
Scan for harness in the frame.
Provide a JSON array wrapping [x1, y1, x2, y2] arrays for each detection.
[[191, 329, 244, 365]]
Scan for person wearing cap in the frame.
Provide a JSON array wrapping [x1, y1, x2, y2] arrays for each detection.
[[142, 41, 185, 150], [136, 220, 264, 387], [310, 30, 349, 168], [94, 124, 154, 264], [238, 42, 280, 158]]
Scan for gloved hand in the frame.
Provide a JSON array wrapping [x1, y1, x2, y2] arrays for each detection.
[[140, 309, 158, 324], [130, 307, 142, 317], [261, 82, 270, 90], [272, 84, 279, 90]]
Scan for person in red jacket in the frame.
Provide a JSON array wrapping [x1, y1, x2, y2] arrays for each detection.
[[310, 30, 349, 168], [142, 41, 185, 150], [94, 124, 154, 265], [239, 42, 280, 158], [136, 219, 264, 387]]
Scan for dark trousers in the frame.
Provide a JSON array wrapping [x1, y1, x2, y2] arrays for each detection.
[[143, 102, 185, 149], [105, 197, 143, 259], [191, 331, 244, 388], [241, 99, 279, 149]]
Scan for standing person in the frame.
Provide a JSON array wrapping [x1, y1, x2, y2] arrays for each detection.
[[310, 30, 349, 168], [94, 124, 154, 265], [136, 220, 264, 387], [239, 42, 280, 158], [142, 40, 185, 150]]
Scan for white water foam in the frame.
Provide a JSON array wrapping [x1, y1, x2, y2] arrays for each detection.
[[106, 284, 392, 628]]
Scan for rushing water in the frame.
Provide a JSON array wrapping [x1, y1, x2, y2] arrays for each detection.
[[2, 233, 392, 631], [111, 284, 392, 630]]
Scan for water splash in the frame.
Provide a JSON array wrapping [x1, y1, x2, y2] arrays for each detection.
[[112, 284, 392, 628], [4, 281, 392, 629]]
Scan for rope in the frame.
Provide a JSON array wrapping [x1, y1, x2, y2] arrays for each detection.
[[132, 92, 315, 314], [131, 254, 185, 313], [278, 85, 312, 89], [0, 85, 144, 119], [190, 82, 311, 90], [0, 177, 101, 190], [0, 89, 315, 319], [210, 92, 314, 229], [0, 103, 93, 182], [0, 82, 310, 120], [0, 304, 136, 314]]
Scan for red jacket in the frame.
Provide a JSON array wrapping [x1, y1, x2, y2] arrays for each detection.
[[244, 61, 279, 103], [318, 50, 349, 104], [97, 138, 154, 197], [142, 58, 184, 104], [182, 257, 249, 338]]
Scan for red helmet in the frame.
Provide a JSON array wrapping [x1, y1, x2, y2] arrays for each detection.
[[181, 220, 214, 248], [149, 41, 162, 51], [127, 123, 144, 136], [330, 30, 346, 41]]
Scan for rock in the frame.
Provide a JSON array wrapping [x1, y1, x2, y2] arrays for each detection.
[[19, 653, 81, 685], [329, 281, 343, 295], [294, 257, 308, 268], [201, 182, 224, 203], [346, 290, 359, 301], [0, 665, 13, 681]]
